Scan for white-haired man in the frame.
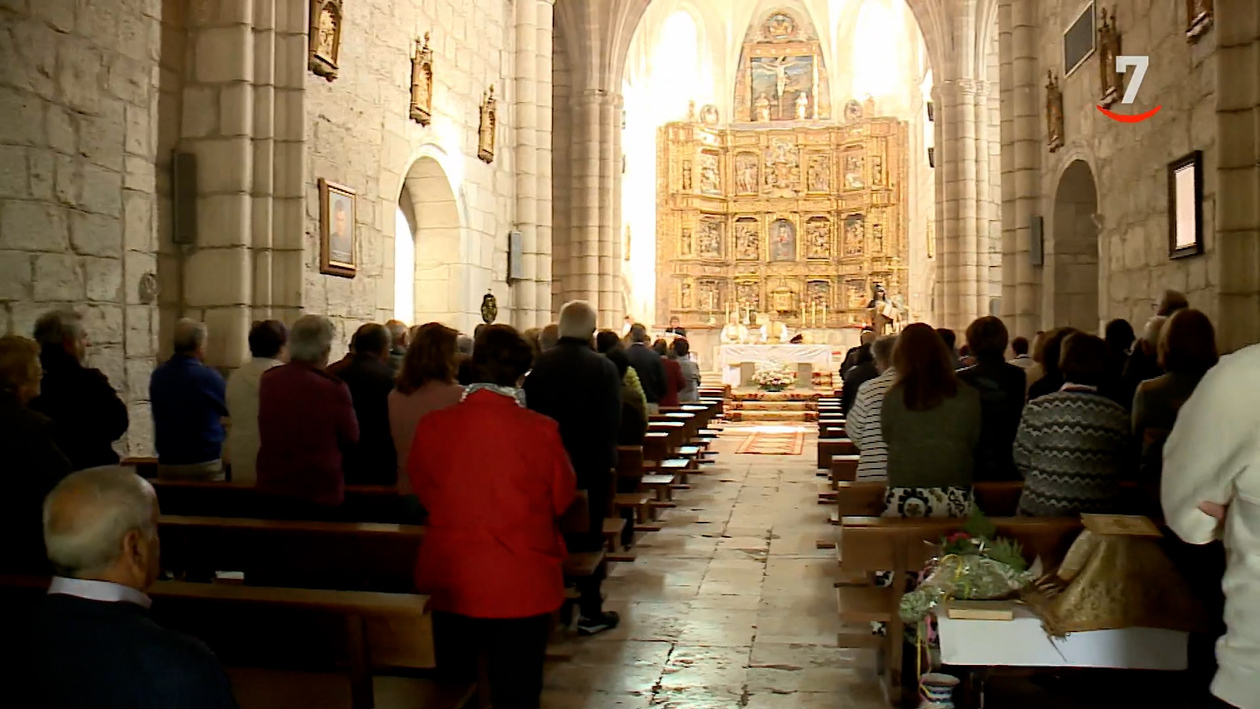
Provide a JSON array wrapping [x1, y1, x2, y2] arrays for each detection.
[[523, 301, 622, 635], [150, 319, 228, 481], [17, 467, 238, 708], [257, 315, 359, 513], [30, 309, 129, 471]]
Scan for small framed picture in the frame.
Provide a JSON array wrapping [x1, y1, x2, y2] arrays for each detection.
[[1167, 151, 1203, 259], [319, 178, 357, 277]]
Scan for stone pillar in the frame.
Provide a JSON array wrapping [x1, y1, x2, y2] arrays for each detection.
[[513, 0, 540, 328], [535, 0, 555, 324], [999, 0, 1042, 337], [551, 44, 572, 312], [934, 79, 981, 329], [571, 90, 603, 312], [598, 95, 617, 326], [1216, 0, 1260, 351]]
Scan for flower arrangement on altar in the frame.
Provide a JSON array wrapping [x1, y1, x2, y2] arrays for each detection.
[[900, 509, 1034, 626], [750, 361, 796, 391]]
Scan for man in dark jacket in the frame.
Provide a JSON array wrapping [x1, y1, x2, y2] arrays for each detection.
[[16, 467, 238, 709], [150, 320, 228, 480], [336, 323, 397, 485], [840, 329, 875, 378], [29, 310, 129, 472], [523, 300, 622, 635], [957, 317, 1026, 481], [624, 323, 666, 411]]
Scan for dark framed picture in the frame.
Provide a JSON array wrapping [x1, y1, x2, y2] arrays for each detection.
[[1167, 151, 1203, 259], [319, 178, 357, 277]]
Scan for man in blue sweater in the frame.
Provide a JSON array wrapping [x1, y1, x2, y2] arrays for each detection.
[[18, 467, 238, 708], [150, 319, 228, 480]]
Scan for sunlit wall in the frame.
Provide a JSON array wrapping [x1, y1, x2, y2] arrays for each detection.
[[394, 207, 414, 323]]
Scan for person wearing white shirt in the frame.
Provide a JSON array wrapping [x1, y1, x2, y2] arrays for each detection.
[[1163, 343, 1260, 709], [225, 320, 288, 483]]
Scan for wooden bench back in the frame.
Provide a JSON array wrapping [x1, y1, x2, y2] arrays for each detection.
[[839, 516, 1082, 575], [835, 481, 1025, 517], [152, 479, 405, 523], [158, 515, 424, 591]]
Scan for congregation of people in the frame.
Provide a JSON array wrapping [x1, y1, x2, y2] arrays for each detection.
[[0, 303, 702, 708]]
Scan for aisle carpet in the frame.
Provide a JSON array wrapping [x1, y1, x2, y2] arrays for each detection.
[[734, 427, 806, 455]]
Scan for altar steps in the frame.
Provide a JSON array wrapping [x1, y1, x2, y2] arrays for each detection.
[[732, 400, 814, 412], [726, 409, 819, 423]]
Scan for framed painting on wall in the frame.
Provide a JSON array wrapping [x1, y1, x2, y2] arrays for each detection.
[[319, 178, 357, 277], [1167, 151, 1203, 259]]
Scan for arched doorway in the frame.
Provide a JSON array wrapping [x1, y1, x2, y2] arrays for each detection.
[[1051, 160, 1100, 331], [395, 156, 463, 327]]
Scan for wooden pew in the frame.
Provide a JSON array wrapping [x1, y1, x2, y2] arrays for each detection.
[[151, 480, 407, 524], [835, 516, 1083, 704], [0, 575, 465, 709], [120, 456, 159, 478], [817, 437, 857, 470], [834, 481, 1025, 518]]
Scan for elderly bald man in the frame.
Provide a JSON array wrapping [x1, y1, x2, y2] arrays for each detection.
[[17, 467, 237, 708], [150, 319, 228, 481]]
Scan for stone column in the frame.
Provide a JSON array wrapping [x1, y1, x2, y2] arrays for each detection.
[[598, 95, 617, 326], [513, 0, 540, 328], [934, 79, 981, 329], [535, 0, 555, 324], [999, 0, 1042, 337], [551, 45, 572, 312], [571, 90, 603, 312], [1216, 1, 1260, 350]]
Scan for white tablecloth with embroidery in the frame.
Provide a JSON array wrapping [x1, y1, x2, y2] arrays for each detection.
[[718, 344, 833, 387]]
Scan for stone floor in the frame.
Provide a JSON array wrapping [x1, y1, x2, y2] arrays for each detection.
[[543, 426, 884, 708]]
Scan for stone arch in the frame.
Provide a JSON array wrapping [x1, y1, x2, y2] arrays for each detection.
[[395, 153, 466, 328], [1049, 159, 1101, 331]]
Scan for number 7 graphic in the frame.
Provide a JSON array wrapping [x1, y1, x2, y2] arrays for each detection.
[[1098, 55, 1161, 123]]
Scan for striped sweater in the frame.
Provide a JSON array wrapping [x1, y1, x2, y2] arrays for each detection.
[[847, 368, 895, 481], [1014, 387, 1131, 516]]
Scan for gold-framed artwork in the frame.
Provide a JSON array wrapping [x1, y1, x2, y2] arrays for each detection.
[[410, 32, 433, 125], [1168, 151, 1203, 260], [309, 0, 343, 81], [319, 178, 357, 277]]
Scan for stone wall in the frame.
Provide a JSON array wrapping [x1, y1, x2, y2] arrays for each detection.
[[302, 0, 519, 349], [1015, 0, 1217, 332], [0, 0, 161, 455]]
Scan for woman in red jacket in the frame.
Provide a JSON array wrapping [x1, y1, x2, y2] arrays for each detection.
[[409, 324, 577, 708], [652, 338, 686, 408]]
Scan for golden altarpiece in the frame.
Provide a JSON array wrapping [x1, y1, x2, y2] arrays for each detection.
[[654, 106, 909, 329], [653, 9, 909, 331]]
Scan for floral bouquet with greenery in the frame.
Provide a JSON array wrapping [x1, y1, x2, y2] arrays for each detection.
[[750, 361, 796, 390], [900, 508, 1035, 625]]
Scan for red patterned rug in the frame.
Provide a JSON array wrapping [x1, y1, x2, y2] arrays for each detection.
[[735, 429, 806, 455]]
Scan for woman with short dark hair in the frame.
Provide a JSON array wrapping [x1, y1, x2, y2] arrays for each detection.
[[389, 323, 464, 475], [958, 316, 1026, 481], [595, 329, 647, 413], [409, 324, 577, 709], [1016, 333, 1131, 516], [226, 320, 288, 483], [879, 324, 981, 517], [1027, 327, 1078, 400], [1132, 309, 1218, 505], [670, 338, 701, 403]]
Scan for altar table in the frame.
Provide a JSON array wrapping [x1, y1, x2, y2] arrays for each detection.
[[718, 344, 833, 387]]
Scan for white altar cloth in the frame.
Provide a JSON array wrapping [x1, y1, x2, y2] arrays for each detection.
[[937, 607, 1187, 670], [718, 344, 833, 386]]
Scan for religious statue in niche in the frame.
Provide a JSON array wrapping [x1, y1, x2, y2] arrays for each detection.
[[764, 139, 800, 192], [846, 279, 867, 310], [806, 218, 830, 258], [736, 281, 761, 312], [735, 220, 760, 260], [867, 283, 892, 334], [871, 223, 885, 254], [681, 161, 693, 191], [680, 228, 693, 257], [751, 55, 814, 121], [806, 281, 830, 311], [698, 153, 721, 194], [1045, 71, 1064, 152], [680, 281, 693, 310], [754, 94, 772, 122], [769, 219, 796, 261], [409, 33, 434, 125], [844, 99, 864, 123], [795, 92, 809, 120], [871, 155, 885, 186], [697, 220, 723, 258], [843, 214, 865, 256], [699, 280, 721, 311], [806, 154, 830, 192], [926, 219, 936, 259], [1185, 0, 1213, 42], [1097, 9, 1122, 108], [843, 153, 865, 190], [478, 86, 497, 163], [700, 104, 720, 125], [481, 290, 498, 324], [735, 153, 759, 194], [308, 0, 342, 81]]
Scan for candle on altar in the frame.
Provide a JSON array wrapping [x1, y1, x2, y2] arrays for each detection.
[[811, 302, 817, 328], [822, 303, 827, 325]]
